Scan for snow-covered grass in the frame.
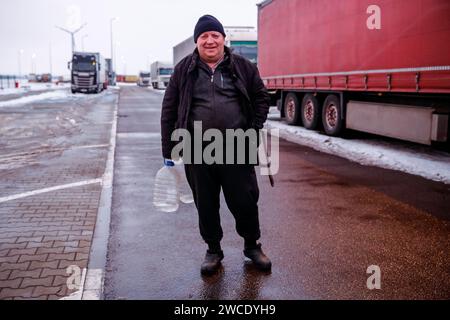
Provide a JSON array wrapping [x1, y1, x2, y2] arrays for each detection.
[[0, 81, 70, 96], [0, 90, 72, 108], [266, 109, 450, 185], [0, 85, 119, 108]]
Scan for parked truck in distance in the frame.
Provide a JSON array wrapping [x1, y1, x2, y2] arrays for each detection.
[[40, 73, 52, 83], [137, 71, 151, 87], [68, 51, 107, 94], [173, 26, 258, 66], [28, 73, 52, 83], [150, 61, 173, 89], [258, 0, 450, 146]]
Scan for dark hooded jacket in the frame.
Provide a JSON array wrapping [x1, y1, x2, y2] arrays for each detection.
[[160, 46, 270, 159]]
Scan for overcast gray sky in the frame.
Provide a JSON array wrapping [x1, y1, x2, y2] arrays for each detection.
[[1, 0, 259, 76]]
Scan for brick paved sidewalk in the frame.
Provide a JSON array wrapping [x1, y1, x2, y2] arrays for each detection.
[[0, 186, 100, 299], [0, 184, 101, 299], [0, 91, 117, 299]]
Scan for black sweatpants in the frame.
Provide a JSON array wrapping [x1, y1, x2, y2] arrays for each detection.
[[184, 164, 261, 245]]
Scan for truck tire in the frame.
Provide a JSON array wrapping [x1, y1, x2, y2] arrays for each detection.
[[301, 94, 320, 130], [284, 93, 301, 125], [322, 95, 343, 136]]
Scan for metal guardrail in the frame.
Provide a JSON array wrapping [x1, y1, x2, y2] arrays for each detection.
[[0, 75, 19, 90]]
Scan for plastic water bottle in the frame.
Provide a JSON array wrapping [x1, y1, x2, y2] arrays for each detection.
[[153, 159, 179, 212], [174, 159, 194, 204]]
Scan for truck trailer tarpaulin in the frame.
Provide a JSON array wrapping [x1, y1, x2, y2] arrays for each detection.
[[258, 0, 450, 145]]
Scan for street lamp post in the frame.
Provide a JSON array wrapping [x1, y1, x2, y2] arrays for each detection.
[[114, 41, 121, 80], [49, 42, 53, 76], [121, 56, 126, 76], [31, 53, 36, 75], [18, 49, 24, 78], [110, 17, 119, 83]]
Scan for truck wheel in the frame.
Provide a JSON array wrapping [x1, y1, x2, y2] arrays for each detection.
[[284, 93, 301, 125], [322, 95, 343, 136], [301, 94, 320, 129]]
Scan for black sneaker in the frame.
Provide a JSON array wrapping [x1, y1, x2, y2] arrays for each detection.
[[200, 250, 224, 275], [243, 243, 272, 271]]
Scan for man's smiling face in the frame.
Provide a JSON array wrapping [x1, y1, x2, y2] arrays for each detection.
[[197, 31, 225, 64]]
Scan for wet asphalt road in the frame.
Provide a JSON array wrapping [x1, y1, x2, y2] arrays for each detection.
[[103, 86, 450, 300]]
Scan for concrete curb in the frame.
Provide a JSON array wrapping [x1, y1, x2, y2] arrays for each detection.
[[80, 94, 119, 300]]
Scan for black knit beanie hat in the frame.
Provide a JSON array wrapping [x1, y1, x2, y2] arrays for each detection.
[[193, 15, 226, 43]]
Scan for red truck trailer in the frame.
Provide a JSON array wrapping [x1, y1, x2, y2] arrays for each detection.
[[258, 0, 450, 145]]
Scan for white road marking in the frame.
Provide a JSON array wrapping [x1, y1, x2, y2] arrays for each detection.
[[70, 144, 109, 150], [0, 179, 102, 204]]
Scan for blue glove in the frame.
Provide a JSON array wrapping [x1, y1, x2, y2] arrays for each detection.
[[164, 159, 175, 167]]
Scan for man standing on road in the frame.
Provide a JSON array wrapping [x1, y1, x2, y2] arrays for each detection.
[[160, 15, 271, 275]]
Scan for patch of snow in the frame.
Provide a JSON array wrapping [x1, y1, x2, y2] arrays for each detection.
[[0, 90, 70, 108], [148, 87, 166, 94], [266, 114, 450, 185], [0, 81, 70, 95]]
